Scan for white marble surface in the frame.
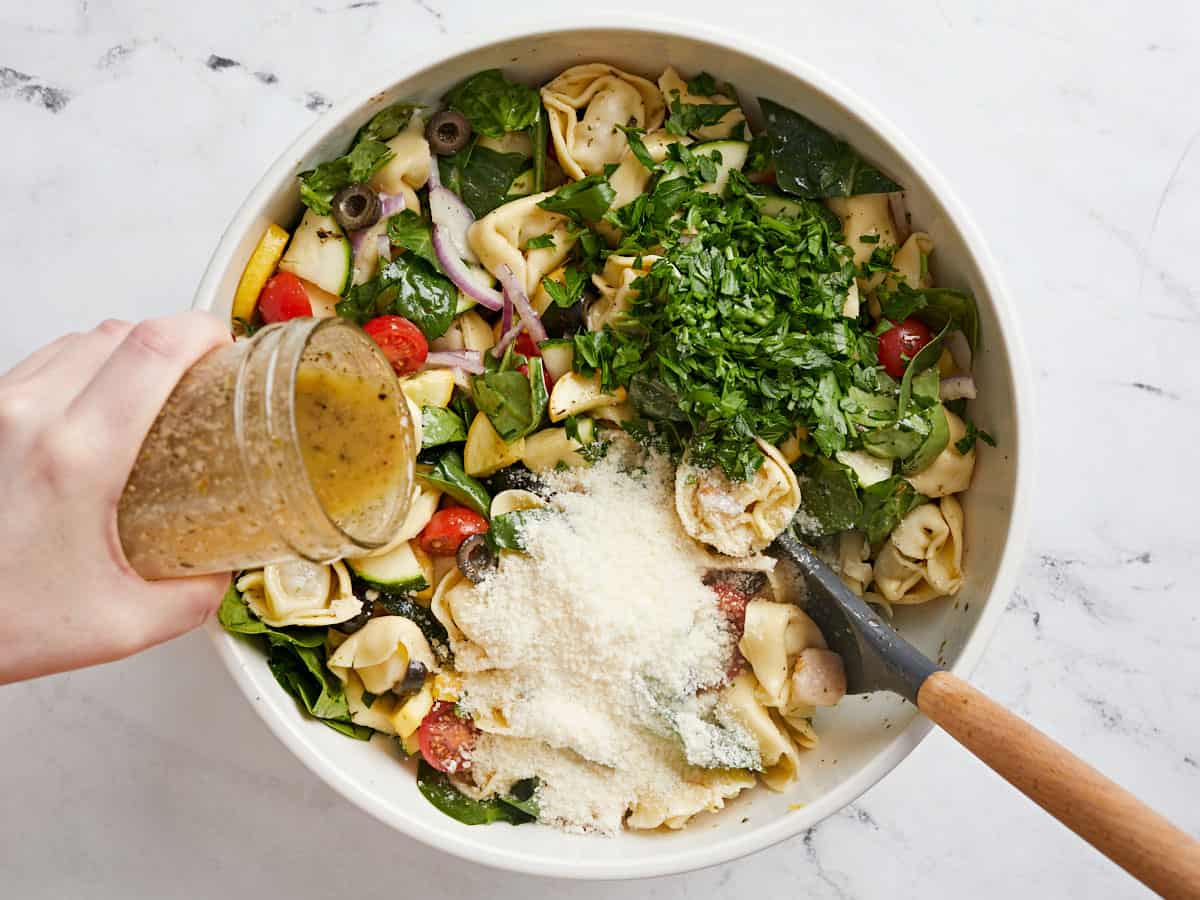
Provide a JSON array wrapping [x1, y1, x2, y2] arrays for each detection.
[[2, 1, 1198, 896]]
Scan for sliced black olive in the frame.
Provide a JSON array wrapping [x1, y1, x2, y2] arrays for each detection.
[[541, 300, 585, 337], [331, 183, 381, 231], [335, 604, 372, 635], [426, 109, 471, 155], [482, 464, 550, 497], [397, 660, 428, 694], [456, 533, 496, 584]]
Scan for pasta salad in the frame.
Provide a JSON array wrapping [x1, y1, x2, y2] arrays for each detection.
[[220, 61, 988, 833]]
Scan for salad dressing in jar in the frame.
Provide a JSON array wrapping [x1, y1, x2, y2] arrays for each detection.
[[118, 317, 415, 579]]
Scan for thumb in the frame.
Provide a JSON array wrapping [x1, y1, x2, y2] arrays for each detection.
[[133, 572, 232, 650]]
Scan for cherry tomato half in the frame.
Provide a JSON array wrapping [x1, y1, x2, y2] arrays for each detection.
[[711, 581, 751, 636], [515, 332, 540, 358], [362, 315, 428, 376], [418, 701, 477, 773], [877, 317, 933, 378], [418, 507, 489, 556], [258, 272, 312, 323]]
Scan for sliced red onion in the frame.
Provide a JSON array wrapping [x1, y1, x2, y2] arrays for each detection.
[[940, 375, 977, 402], [349, 226, 371, 257], [430, 190, 478, 264], [492, 320, 525, 358], [424, 350, 485, 375], [379, 191, 408, 219], [889, 192, 911, 244], [430, 227, 504, 310], [500, 284, 513, 335], [377, 234, 392, 264], [496, 264, 547, 344], [945, 330, 973, 372]]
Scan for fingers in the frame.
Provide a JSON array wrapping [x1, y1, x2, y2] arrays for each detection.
[[0, 333, 80, 383], [128, 572, 232, 652], [66, 311, 231, 477], [23, 321, 140, 408]]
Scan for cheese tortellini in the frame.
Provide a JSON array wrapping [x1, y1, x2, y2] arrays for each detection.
[[657, 66, 746, 140], [587, 253, 659, 332], [676, 438, 802, 557], [467, 192, 577, 294], [626, 767, 756, 830], [906, 409, 977, 497], [541, 64, 665, 180], [873, 495, 965, 605], [720, 672, 804, 791], [237, 560, 360, 628], [326, 615, 438, 736]]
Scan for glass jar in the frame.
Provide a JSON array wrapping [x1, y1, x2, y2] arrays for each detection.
[[118, 317, 415, 579]]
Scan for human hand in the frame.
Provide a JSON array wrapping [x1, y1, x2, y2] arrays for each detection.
[[0, 313, 233, 684]]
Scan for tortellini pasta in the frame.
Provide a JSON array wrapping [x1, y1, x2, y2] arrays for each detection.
[[326, 615, 438, 736], [606, 129, 686, 213], [889, 232, 934, 289], [431, 569, 500, 671], [541, 64, 665, 180], [467, 192, 577, 294], [626, 767, 756, 830], [826, 193, 898, 273], [587, 254, 659, 332], [368, 115, 431, 198], [906, 409, 976, 497], [836, 530, 874, 597], [719, 672, 803, 791], [237, 560, 360, 628], [657, 66, 746, 141], [676, 438, 802, 557], [872, 495, 965, 605], [738, 600, 827, 711]]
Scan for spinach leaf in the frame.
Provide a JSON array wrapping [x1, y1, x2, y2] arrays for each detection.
[[416, 760, 536, 825], [541, 268, 587, 308], [421, 406, 467, 448], [438, 143, 529, 218], [355, 101, 420, 144], [759, 97, 901, 198], [421, 448, 491, 516], [500, 778, 540, 818], [902, 403, 949, 474], [489, 508, 550, 551], [218, 585, 370, 739], [880, 284, 980, 353], [898, 322, 949, 417], [386, 210, 439, 268], [472, 358, 547, 442], [795, 457, 862, 537], [444, 69, 540, 138], [299, 140, 394, 215], [537, 175, 616, 223], [628, 374, 688, 422], [531, 109, 547, 193], [859, 476, 928, 545], [525, 233, 555, 250], [686, 71, 721, 96], [338, 255, 455, 339], [218, 585, 325, 648]]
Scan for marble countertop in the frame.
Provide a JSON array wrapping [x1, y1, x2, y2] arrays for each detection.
[[2, 1, 1198, 897]]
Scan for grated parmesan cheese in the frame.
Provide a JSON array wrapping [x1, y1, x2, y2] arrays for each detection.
[[451, 450, 771, 833]]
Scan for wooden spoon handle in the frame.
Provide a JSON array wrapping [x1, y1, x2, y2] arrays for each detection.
[[918, 671, 1200, 897]]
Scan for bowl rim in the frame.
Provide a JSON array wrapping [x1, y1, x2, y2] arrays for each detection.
[[197, 12, 1035, 880]]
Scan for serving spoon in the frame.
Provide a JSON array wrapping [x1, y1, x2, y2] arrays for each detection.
[[769, 530, 1200, 897]]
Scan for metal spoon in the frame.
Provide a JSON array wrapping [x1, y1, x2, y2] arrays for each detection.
[[769, 529, 1200, 896]]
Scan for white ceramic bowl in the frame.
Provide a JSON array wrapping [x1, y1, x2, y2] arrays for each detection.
[[198, 16, 1033, 880]]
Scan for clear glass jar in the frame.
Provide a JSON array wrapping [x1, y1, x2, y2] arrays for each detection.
[[118, 317, 415, 579]]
